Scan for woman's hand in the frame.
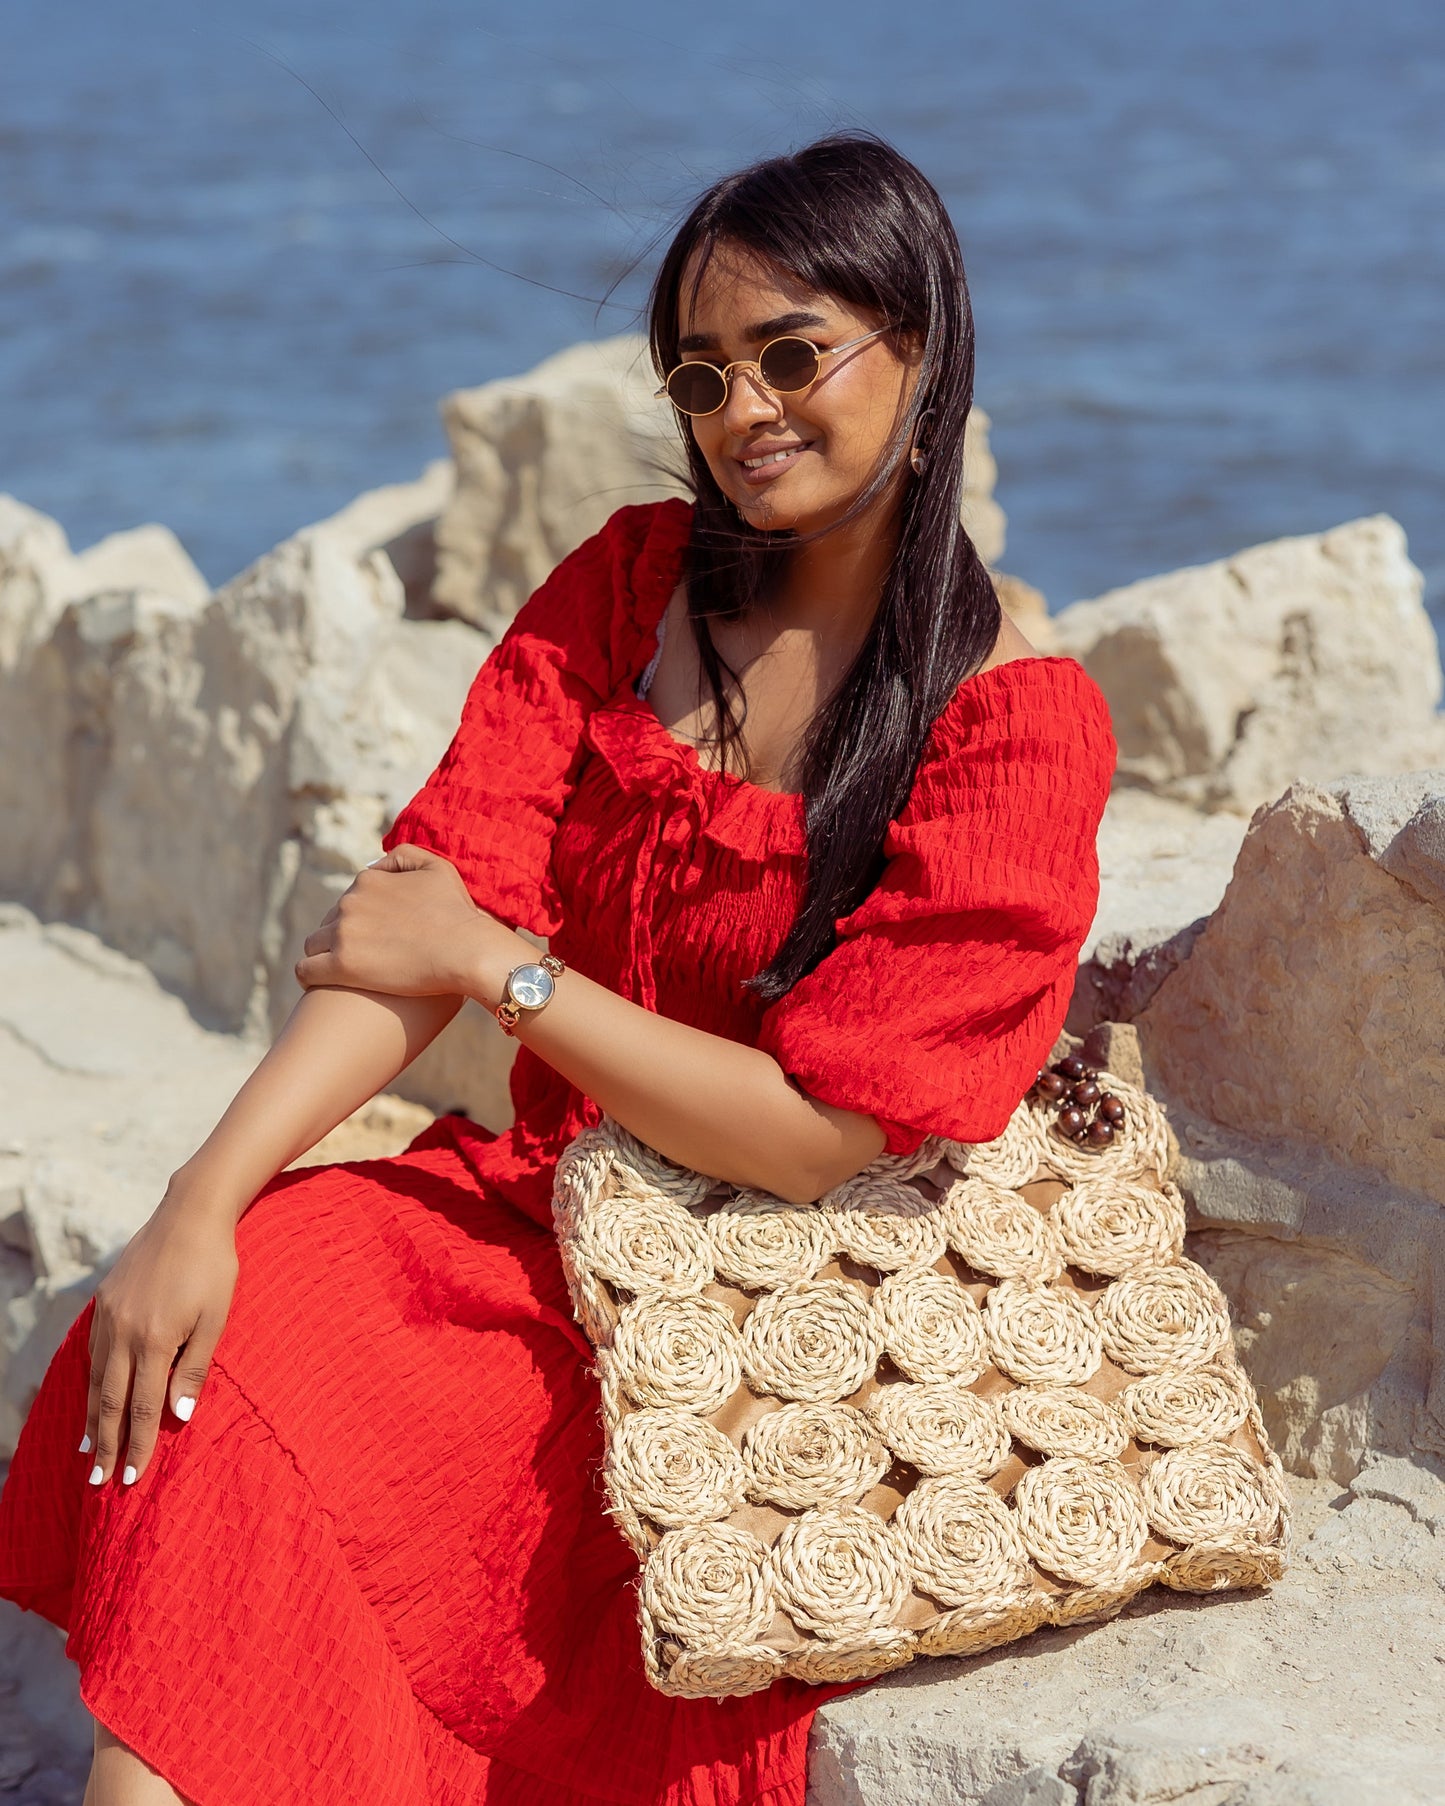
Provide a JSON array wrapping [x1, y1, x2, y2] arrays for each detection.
[[83, 1193, 240, 1486], [295, 844, 503, 999]]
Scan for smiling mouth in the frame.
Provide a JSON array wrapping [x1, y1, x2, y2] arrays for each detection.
[[737, 441, 814, 481]]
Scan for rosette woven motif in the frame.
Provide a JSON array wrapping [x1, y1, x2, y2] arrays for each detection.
[[551, 1067, 1291, 1699]]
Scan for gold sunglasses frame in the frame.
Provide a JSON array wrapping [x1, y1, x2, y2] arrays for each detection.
[[654, 325, 892, 417]]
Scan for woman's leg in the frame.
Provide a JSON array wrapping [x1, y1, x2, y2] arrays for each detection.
[[88, 1720, 195, 1806]]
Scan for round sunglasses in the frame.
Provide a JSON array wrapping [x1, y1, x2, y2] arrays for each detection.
[[654, 326, 891, 418]]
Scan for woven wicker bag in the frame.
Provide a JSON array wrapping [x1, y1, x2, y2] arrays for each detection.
[[551, 1055, 1291, 1699]]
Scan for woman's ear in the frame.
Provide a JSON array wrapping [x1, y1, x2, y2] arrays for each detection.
[[895, 327, 926, 369]]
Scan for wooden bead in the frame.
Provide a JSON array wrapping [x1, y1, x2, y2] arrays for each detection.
[[1070, 1079, 1101, 1108], [1057, 1056, 1089, 1081], [1085, 1118, 1115, 1147], [1036, 1072, 1070, 1102], [1098, 1094, 1126, 1124], [1057, 1106, 1087, 1138]]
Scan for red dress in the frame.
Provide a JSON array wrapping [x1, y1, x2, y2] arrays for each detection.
[[0, 499, 1115, 1805]]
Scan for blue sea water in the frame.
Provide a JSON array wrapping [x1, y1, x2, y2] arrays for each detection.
[[3, 0, 1442, 624]]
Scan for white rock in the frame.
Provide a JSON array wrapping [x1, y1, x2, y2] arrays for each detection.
[[64, 522, 208, 609], [962, 412, 1008, 569], [432, 335, 687, 638], [1088, 789, 1249, 951], [0, 501, 90, 907], [1137, 773, 1445, 1206], [1065, 790, 1250, 1034], [1115, 772, 1445, 1482], [15, 1160, 147, 1286], [0, 1602, 101, 1792], [0, 495, 77, 662], [1052, 516, 1445, 814], [1187, 1215, 1420, 1483], [1055, 1695, 1409, 1805], [1336, 769, 1445, 912], [812, 1475, 1445, 1804], [1346, 1452, 1445, 1533], [0, 475, 515, 1123]]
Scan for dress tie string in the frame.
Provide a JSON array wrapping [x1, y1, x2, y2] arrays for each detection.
[[627, 805, 666, 1014], [626, 782, 707, 1015]]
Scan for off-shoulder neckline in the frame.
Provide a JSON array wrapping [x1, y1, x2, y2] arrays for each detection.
[[628, 654, 1094, 802], [619, 498, 1095, 804]]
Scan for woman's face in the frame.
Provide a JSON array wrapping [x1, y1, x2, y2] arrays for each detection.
[[672, 242, 919, 534]]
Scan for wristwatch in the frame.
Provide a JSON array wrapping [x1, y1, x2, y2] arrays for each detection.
[[495, 953, 566, 1035]]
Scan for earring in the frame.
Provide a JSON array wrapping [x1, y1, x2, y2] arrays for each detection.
[[907, 408, 935, 476]]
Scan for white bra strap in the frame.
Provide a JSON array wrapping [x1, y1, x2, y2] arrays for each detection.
[[635, 606, 669, 700]]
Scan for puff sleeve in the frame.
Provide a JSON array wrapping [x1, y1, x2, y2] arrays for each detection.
[[754, 658, 1117, 1155], [380, 500, 687, 935]]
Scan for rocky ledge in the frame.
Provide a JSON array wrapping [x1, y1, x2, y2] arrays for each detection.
[[2, 335, 1443, 1803]]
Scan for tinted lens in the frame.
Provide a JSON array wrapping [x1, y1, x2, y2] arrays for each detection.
[[757, 337, 820, 392], [665, 362, 727, 415]]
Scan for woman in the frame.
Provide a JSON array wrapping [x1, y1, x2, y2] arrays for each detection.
[[0, 133, 1115, 1804]]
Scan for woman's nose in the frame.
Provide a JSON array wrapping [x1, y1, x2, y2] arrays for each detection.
[[719, 365, 784, 435]]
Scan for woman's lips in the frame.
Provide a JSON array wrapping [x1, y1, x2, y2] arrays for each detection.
[[735, 442, 814, 487]]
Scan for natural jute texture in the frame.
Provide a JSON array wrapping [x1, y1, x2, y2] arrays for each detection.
[[552, 1066, 1291, 1699]]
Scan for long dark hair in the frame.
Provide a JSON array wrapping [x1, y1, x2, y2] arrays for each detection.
[[647, 132, 1001, 1000]]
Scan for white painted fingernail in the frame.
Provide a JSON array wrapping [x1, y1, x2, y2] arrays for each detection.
[[88, 1465, 104, 1485], [173, 1396, 195, 1422], [122, 1465, 137, 1485], [79, 1433, 91, 1454]]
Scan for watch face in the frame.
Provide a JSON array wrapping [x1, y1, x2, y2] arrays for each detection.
[[508, 963, 555, 1009]]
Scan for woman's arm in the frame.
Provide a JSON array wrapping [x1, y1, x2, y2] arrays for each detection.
[[494, 958, 884, 1204], [296, 849, 885, 1204], [172, 985, 463, 1227], [82, 984, 465, 1491]]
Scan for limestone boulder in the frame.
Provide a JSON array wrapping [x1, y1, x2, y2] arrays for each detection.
[[1087, 788, 1250, 949], [0, 504, 207, 733], [0, 1595, 92, 1802], [0, 504, 109, 906], [1061, 757, 1445, 1490], [1068, 921, 1208, 1037], [1052, 516, 1445, 814], [813, 1462, 1445, 1803], [0, 468, 456, 1025], [960, 406, 1008, 571], [0, 504, 218, 934], [0, 499, 206, 637], [64, 522, 208, 609], [0, 477, 518, 1125], [1136, 772, 1445, 1205], [304, 456, 452, 619], [1108, 770, 1445, 1484], [432, 335, 687, 640], [432, 333, 1007, 637]]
